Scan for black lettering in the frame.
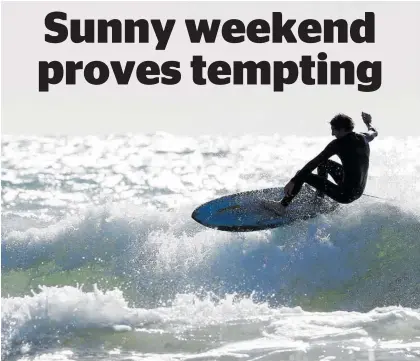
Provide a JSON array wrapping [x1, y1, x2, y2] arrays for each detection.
[[298, 19, 321, 43], [222, 19, 245, 43], [299, 56, 315, 85], [39, 61, 63, 91], [70, 19, 95, 43], [161, 61, 181, 85], [124, 19, 149, 43], [152, 19, 176, 50], [98, 19, 122, 43], [190, 55, 207, 85], [136, 61, 160, 85], [351, 12, 375, 43], [317, 52, 328, 84], [208, 61, 231, 85], [272, 12, 297, 43], [84, 61, 110, 85], [324, 19, 348, 43], [331, 61, 355, 84], [185, 19, 221, 43], [273, 61, 298, 91], [247, 19, 270, 43], [45, 11, 68, 43], [233, 61, 271, 85], [66, 61, 83, 84], [111, 61, 135, 84], [357, 61, 381, 91]]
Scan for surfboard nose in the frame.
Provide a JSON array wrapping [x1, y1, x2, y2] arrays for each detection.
[[191, 207, 201, 222], [192, 204, 211, 224]]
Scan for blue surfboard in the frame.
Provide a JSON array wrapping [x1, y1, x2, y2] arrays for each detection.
[[191, 185, 339, 232]]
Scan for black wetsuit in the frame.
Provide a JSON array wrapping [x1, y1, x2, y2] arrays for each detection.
[[281, 130, 377, 206]]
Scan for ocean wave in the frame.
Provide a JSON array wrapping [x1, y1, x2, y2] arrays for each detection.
[[2, 199, 420, 312], [2, 285, 419, 360]]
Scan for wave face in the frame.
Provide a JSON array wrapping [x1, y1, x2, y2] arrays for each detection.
[[2, 133, 420, 360]]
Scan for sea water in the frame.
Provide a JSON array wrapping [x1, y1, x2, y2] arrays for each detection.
[[2, 133, 420, 361]]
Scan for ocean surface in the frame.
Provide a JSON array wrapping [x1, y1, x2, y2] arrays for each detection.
[[2, 133, 420, 361]]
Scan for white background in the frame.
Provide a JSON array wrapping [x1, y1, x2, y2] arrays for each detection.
[[2, 1, 419, 136]]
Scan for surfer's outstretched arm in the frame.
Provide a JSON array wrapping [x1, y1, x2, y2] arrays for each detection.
[[361, 112, 378, 142]]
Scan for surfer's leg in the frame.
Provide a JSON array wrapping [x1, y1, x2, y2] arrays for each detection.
[[316, 160, 344, 198], [305, 174, 347, 203], [281, 173, 344, 207], [324, 160, 344, 185]]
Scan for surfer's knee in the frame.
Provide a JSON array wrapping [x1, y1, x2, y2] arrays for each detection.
[[317, 162, 328, 176]]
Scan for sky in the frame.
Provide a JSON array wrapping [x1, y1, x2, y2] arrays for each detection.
[[2, 1, 420, 137]]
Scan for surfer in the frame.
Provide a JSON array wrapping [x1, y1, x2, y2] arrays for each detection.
[[264, 112, 378, 215]]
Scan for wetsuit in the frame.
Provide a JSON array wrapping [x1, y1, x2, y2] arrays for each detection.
[[281, 129, 377, 206]]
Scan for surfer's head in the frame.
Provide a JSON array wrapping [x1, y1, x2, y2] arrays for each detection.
[[330, 114, 354, 138]]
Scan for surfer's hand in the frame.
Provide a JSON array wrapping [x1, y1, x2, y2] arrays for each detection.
[[284, 181, 295, 196], [362, 112, 372, 127]]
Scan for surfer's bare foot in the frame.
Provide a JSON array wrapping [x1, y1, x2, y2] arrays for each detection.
[[263, 200, 287, 216]]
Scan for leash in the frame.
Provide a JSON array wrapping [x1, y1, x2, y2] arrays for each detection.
[[363, 193, 393, 201]]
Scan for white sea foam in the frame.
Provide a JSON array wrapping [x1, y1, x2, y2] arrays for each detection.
[[2, 285, 419, 360]]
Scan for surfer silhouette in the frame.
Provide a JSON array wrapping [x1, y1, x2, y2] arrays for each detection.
[[264, 112, 378, 216]]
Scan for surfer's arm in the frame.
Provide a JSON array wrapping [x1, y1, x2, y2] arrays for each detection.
[[361, 112, 378, 142], [291, 141, 338, 183], [361, 126, 378, 142]]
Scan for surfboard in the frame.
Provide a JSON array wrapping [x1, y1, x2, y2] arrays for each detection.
[[191, 185, 339, 232]]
